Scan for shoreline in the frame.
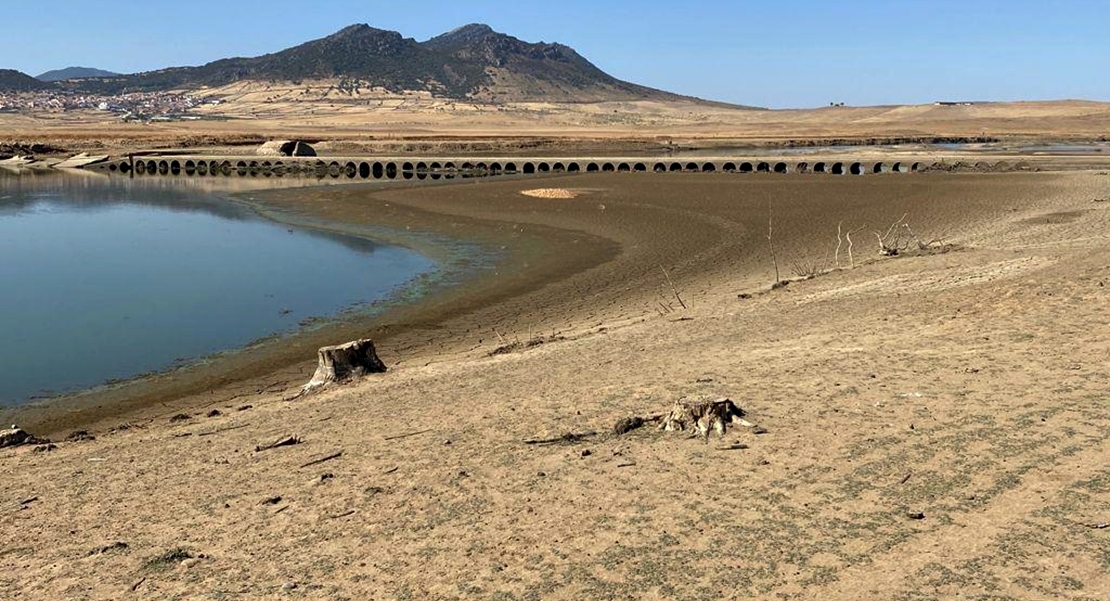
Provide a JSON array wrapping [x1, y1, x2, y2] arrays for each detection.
[[4, 174, 621, 438], [5, 170, 1070, 438]]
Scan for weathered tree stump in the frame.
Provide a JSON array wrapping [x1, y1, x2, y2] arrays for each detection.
[[303, 339, 387, 392], [660, 396, 748, 439]]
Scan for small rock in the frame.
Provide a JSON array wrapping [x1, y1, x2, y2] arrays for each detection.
[[65, 430, 96, 443], [33, 443, 58, 453], [581, 449, 592, 457], [206, 409, 222, 418], [169, 414, 192, 423], [612, 416, 644, 435], [737, 293, 752, 300], [906, 511, 926, 520], [753, 426, 769, 435], [237, 405, 253, 411], [281, 582, 298, 591], [261, 496, 283, 506], [181, 558, 201, 568]]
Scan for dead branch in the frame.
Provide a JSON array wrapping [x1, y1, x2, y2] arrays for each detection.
[[382, 429, 432, 441], [660, 265, 688, 310], [524, 431, 597, 445], [197, 424, 250, 437], [835, 221, 843, 269], [254, 436, 302, 452], [875, 213, 909, 256], [845, 225, 865, 268], [299, 451, 343, 469], [767, 215, 781, 284]]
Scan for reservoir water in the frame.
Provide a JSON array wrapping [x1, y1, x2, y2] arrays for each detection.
[[0, 172, 435, 406]]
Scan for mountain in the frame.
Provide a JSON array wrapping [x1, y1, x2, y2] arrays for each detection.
[[423, 24, 675, 102], [63, 23, 687, 102], [36, 66, 120, 82], [0, 69, 55, 91]]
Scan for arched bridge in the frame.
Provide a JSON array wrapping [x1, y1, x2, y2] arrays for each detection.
[[94, 155, 1025, 180]]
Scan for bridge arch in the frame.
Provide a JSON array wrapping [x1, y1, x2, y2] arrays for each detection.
[[634, 163, 647, 172], [170, 160, 182, 175], [385, 162, 398, 179], [702, 162, 716, 172], [796, 162, 808, 173], [260, 161, 272, 177], [568, 162, 582, 172], [872, 162, 885, 174], [618, 163, 631, 172], [587, 163, 600, 172], [773, 162, 787, 174], [195, 161, 207, 176], [358, 162, 370, 178], [401, 162, 413, 179], [538, 162, 551, 172], [184, 160, 196, 175], [685, 162, 699, 172], [831, 162, 844, 175], [523, 162, 535, 174], [220, 161, 232, 176], [489, 162, 502, 175], [443, 162, 456, 179], [757, 162, 770, 173], [739, 162, 753, 173], [813, 162, 826, 173], [553, 162, 566, 172], [722, 162, 736, 172], [503, 162, 516, 174], [603, 163, 616, 172], [669, 162, 682, 172]]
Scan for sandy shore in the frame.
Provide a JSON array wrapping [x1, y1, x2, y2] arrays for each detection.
[[3, 171, 1110, 599]]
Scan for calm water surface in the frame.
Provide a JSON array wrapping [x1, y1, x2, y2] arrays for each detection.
[[0, 172, 435, 406]]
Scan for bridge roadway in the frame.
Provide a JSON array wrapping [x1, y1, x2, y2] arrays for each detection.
[[89, 154, 1077, 180]]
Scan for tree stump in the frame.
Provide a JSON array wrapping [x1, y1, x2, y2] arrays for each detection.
[[660, 396, 747, 439], [303, 339, 387, 392]]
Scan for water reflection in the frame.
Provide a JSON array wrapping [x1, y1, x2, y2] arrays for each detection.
[[0, 172, 435, 406]]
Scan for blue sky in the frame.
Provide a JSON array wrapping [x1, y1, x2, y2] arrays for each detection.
[[4, 0, 1105, 108]]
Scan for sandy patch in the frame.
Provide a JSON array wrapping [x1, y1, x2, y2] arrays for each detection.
[[521, 188, 585, 199]]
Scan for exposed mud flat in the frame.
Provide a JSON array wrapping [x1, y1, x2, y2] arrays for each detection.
[[4, 171, 1110, 599]]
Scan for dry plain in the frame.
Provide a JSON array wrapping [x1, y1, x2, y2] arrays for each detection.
[[3, 159, 1110, 599]]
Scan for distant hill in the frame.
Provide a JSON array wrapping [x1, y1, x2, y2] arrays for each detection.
[[63, 23, 694, 103], [36, 67, 120, 82], [0, 69, 55, 91]]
